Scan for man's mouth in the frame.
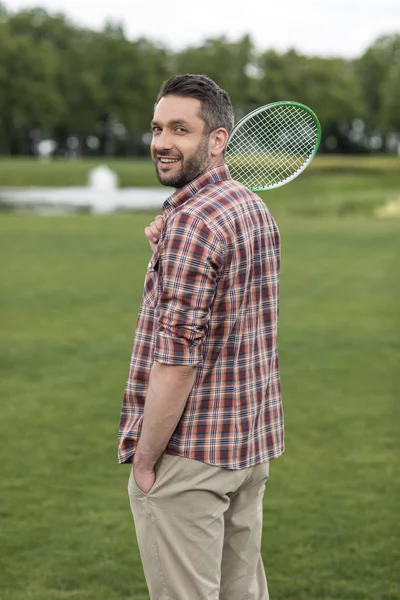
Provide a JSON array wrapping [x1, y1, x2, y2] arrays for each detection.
[[157, 156, 180, 164]]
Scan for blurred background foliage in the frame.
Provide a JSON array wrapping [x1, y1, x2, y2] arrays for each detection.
[[0, 3, 399, 158]]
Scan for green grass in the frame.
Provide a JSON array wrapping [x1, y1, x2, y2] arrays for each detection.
[[0, 157, 158, 187], [0, 154, 399, 188], [1, 162, 400, 599]]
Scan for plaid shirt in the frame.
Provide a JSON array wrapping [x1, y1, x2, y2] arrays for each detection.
[[118, 165, 284, 469]]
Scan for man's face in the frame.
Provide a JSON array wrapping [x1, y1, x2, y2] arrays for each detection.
[[150, 95, 212, 188]]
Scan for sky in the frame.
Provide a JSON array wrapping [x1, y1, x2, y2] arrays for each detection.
[[4, 0, 400, 58]]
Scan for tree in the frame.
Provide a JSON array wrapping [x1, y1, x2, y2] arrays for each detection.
[[381, 62, 400, 133], [0, 17, 63, 153], [356, 34, 400, 132], [0, 5, 398, 156]]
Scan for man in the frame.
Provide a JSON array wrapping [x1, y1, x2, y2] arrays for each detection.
[[118, 74, 284, 600]]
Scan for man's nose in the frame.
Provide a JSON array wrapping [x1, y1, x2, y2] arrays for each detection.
[[154, 130, 173, 151]]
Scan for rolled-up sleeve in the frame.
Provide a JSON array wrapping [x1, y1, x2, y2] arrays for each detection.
[[154, 211, 225, 367]]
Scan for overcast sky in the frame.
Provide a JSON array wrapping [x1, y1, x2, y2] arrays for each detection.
[[5, 0, 400, 57]]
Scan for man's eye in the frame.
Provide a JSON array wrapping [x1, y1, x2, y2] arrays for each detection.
[[175, 127, 187, 133], [151, 127, 161, 133]]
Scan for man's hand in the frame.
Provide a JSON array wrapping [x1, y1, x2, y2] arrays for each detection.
[[133, 459, 156, 495], [144, 215, 164, 253]]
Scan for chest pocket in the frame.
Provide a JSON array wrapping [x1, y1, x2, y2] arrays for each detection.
[[143, 252, 160, 308]]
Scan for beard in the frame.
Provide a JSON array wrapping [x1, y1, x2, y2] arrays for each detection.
[[153, 135, 210, 188]]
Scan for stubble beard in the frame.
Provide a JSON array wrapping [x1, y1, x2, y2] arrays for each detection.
[[154, 135, 210, 189]]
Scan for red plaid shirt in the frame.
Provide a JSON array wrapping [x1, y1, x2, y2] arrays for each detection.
[[118, 165, 284, 469]]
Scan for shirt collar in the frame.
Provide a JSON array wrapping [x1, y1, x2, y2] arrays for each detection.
[[163, 164, 231, 213]]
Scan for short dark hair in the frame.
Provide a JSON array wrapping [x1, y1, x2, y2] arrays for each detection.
[[155, 74, 234, 134]]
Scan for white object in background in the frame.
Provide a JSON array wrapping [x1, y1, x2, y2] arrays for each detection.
[[37, 139, 57, 160], [88, 165, 119, 213], [88, 165, 119, 191]]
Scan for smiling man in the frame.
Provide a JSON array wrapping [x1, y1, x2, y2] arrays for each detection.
[[151, 94, 219, 188], [118, 74, 284, 600]]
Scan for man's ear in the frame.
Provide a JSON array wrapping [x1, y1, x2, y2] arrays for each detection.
[[210, 128, 229, 157]]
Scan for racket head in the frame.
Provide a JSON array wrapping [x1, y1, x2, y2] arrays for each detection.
[[226, 101, 322, 191]]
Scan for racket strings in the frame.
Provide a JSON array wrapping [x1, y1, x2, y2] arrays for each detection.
[[232, 109, 314, 180], [230, 117, 315, 186], [227, 104, 319, 190]]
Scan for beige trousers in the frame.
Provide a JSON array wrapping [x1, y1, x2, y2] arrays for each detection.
[[128, 454, 270, 600]]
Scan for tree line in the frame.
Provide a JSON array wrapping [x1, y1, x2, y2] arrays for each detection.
[[0, 4, 399, 156]]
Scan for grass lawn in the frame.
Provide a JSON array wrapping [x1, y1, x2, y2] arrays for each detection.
[[0, 154, 399, 189], [0, 161, 399, 599]]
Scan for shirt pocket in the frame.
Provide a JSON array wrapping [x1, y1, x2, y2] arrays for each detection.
[[143, 252, 160, 308]]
